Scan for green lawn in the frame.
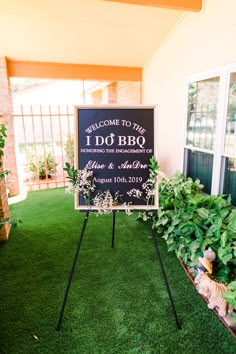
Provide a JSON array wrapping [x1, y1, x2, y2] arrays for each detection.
[[0, 188, 235, 353]]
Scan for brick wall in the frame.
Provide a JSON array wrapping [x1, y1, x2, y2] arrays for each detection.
[[91, 81, 142, 105], [91, 89, 103, 104], [108, 82, 117, 103], [0, 57, 19, 240], [116, 81, 142, 104], [0, 57, 19, 197]]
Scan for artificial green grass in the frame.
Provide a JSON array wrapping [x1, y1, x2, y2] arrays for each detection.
[[0, 188, 235, 354]]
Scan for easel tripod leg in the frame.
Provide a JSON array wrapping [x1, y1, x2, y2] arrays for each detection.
[[56, 211, 90, 331], [149, 224, 181, 330], [111, 211, 116, 248]]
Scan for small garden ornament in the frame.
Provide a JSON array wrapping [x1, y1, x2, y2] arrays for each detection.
[[196, 273, 232, 317], [195, 248, 232, 317], [194, 247, 216, 284]]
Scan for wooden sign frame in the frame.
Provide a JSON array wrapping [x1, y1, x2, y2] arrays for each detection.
[[74, 105, 158, 211]]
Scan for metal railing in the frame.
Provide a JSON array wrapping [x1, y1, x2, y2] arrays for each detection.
[[14, 105, 74, 191], [12, 81, 142, 192]]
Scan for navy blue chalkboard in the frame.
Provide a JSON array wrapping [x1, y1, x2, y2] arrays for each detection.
[[75, 105, 157, 210]]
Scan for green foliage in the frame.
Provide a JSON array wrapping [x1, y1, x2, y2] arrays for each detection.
[[0, 217, 23, 229], [63, 162, 78, 185], [0, 124, 22, 232], [139, 171, 236, 284], [64, 135, 74, 164], [29, 153, 57, 180], [222, 281, 236, 315], [0, 124, 10, 178], [149, 155, 159, 186], [0, 124, 7, 159], [136, 156, 159, 221]]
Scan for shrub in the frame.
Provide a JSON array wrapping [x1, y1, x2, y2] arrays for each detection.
[[0, 124, 10, 178], [64, 135, 74, 165], [139, 171, 236, 284], [29, 153, 57, 180]]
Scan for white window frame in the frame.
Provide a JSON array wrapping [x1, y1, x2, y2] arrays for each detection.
[[183, 64, 236, 195]]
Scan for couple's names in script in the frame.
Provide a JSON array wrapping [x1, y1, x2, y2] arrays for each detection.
[[86, 160, 148, 170]]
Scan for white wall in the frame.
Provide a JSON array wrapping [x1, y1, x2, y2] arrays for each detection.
[[143, 0, 236, 176]]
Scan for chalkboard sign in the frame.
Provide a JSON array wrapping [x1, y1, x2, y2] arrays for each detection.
[[74, 105, 158, 210]]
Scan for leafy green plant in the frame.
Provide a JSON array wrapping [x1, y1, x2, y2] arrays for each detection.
[[29, 153, 57, 180], [162, 193, 234, 273], [149, 155, 159, 186], [223, 281, 236, 308], [139, 170, 236, 284], [0, 124, 22, 234], [0, 217, 23, 229], [127, 156, 159, 206], [64, 135, 74, 164], [63, 162, 78, 186], [222, 281, 236, 323], [0, 124, 10, 178]]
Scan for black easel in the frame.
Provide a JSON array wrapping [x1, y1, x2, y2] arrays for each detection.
[[149, 222, 181, 329], [111, 211, 116, 248], [56, 211, 181, 330], [56, 211, 89, 331]]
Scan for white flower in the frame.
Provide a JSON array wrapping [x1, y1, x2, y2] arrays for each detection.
[[127, 188, 143, 198], [124, 203, 133, 216], [65, 184, 76, 195], [93, 190, 114, 214], [70, 168, 96, 200], [93, 190, 123, 215]]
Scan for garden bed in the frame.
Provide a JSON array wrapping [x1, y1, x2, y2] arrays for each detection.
[[178, 258, 236, 340]]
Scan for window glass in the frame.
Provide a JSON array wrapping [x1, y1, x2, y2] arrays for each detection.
[[186, 77, 220, 150], [186, 149, 213, 194], [224, 72, 236, 155], [223, 157, 236, 206]]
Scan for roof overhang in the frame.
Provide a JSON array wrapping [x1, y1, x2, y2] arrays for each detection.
[[104, 0, 202, 12]]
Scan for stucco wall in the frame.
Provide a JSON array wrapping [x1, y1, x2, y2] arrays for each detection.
[[143, 0, 236, 176]]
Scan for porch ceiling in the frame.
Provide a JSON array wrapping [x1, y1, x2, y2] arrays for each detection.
[[0, 0, 191, 67]]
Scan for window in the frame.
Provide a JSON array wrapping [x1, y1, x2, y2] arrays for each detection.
[[184, 76, 220, 194], [223, 157, 236, 205], [222, 72, 236, 205], [224, 73, 236, 156], [185, 150, 213, 194], [186, 78, 219, 150], [184, 65, 236, 206]]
